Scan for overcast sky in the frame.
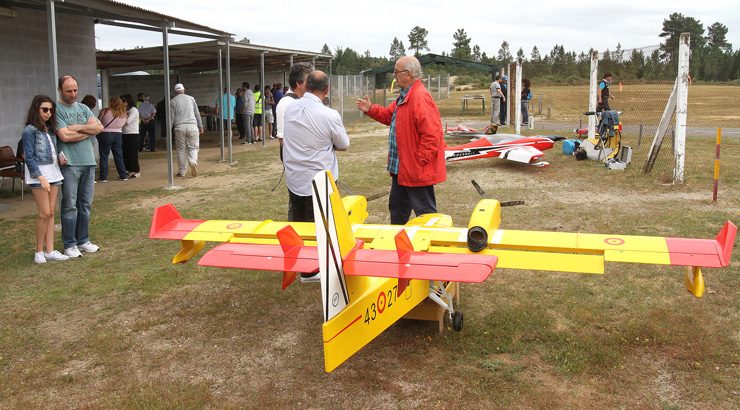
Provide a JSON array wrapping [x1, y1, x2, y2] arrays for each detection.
[[95, 0, 739, 58]]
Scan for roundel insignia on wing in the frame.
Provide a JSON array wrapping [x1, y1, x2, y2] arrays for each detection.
[[226, 223, 242, 229], [604, 237, 625, 246], [377, 291, 387, 314]]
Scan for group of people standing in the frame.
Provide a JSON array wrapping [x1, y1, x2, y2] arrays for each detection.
[[24, 56, 449, 269], [490, 75, 534, 126], [219, 82, 287, 144]]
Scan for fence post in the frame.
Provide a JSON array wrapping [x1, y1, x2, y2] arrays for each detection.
[[515, 58, 522, 135], [673, 33, 690, 184], [339, 75, 344, 119], [538, 93, 543, 114], [638, 124, 643, 147], [588, 50, 598, 140]]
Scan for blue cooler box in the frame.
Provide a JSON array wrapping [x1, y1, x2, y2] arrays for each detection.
[[562, 139, 578, 155]]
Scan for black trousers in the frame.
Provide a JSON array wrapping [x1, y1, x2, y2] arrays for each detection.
[[139, 121, 156, 151], [122, 133, 140, 173], [288, 190, 314, 222], [388, 174, 437, 225], [235, 113, 246, 139]]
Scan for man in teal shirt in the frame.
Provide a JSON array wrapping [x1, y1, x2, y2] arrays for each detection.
[[217, 88, 236, 132], [55, 75, 103, 258]]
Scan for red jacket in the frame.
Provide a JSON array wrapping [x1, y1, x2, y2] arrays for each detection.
[[365, 79, 446, 187]]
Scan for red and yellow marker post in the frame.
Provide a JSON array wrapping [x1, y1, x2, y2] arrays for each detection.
[[713, 128, 721, 203]]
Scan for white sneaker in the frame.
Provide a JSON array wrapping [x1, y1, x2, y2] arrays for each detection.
[[300, 272, 320, 283], [64, 246, 83, 258], [78, 242, 99, 253], [189, 162, 198, 177], [44, 250, 70, 261], [34, 251, 46, 264]]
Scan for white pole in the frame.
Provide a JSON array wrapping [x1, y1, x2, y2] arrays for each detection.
[[226, 40, 233, 163], [217, 48, 224, 161], [505, 65, 511, 125], [260, 51, 266, 146], [588, 50, 599, 140], [515, 58, 522, 135], [162, 25, 174, 188], [46, 0, 59, 100], [673, 33, 690, 184]]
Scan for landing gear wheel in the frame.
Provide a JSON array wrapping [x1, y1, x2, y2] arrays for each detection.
[[452, 311, 464, 332]]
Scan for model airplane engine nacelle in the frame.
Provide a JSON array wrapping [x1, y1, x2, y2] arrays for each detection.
[[467, 199, 501, 252]]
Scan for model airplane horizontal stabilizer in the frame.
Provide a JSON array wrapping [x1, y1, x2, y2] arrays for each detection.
[[343, 250, 495, 282], [197, 235, 497, 284], [198, 242, 320, 273]]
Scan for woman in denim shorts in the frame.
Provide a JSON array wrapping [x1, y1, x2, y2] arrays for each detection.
[[21, 95, 70, 264]]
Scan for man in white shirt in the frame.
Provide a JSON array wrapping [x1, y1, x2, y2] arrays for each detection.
[[275, 62, 313, 156], [283, 70, 350, 223]]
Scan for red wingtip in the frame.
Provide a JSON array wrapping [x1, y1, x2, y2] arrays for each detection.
[[150, 204, 183, 239], [716, 221, 737, 267]]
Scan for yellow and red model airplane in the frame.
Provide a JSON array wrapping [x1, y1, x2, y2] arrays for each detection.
[[150, 171, 736, 372]]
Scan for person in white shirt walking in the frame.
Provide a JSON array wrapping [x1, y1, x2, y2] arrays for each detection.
[[169, 83, 204, 177]]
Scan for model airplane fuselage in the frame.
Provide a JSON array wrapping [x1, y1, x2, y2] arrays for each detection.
[[149, 171, 736, 373], [445, 134, 562, 167]]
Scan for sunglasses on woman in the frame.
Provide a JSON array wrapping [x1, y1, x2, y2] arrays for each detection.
[[40, 107, 55, 113]]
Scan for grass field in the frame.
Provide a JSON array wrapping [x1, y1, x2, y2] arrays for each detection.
[[436, 83, 740, 128], [0, 99, 738, 407]]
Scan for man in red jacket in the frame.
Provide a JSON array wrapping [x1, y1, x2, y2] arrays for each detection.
[[357, 55, 446, 224]]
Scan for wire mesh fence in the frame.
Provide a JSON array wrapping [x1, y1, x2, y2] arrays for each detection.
[[514, 44, 678, 177], [329, 73, 450, 125]]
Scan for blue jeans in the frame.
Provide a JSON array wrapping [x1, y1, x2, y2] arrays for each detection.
[[60, 165, 96, 249], [521, 101, 529, 124], [97, 132, 127, 180]]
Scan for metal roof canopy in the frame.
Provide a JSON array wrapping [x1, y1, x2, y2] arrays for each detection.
[[0, 0, 232, 37], [97, 41, 331, 74], [0, 0, 236, 188]]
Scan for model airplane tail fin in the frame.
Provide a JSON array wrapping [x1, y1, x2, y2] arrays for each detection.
[[312, 171, 354, 322], [715, 221, 736, 267]]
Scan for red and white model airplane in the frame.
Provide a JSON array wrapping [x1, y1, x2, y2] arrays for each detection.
[[445, 134, 564, 167]]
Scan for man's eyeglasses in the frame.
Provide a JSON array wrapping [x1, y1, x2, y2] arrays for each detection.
[[393, 69, 409, 75], [40, 107, 55, 113]]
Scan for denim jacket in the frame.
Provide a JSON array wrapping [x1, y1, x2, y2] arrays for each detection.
[[21, 124, 57, 179]]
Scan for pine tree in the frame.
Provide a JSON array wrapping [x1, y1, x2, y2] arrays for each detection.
[[320, 43, 332, 56], [451, 28, 472, 60], [497, 41, 512, 64], [389, 37, 406, 60], [408, 26, 430, 56]]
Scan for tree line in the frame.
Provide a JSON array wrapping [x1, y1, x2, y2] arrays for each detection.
[[321, 13, 738, 83]]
